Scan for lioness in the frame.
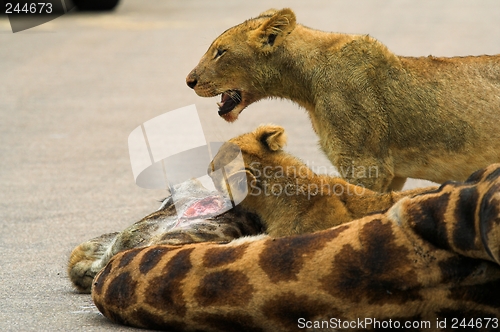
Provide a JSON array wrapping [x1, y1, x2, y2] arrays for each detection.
[[187, 8, 500, 192]]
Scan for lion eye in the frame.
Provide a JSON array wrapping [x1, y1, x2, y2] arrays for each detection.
[[214, 48, 226, 59]]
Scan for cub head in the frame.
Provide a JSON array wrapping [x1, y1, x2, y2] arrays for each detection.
[[208, 124, 287, 204], [186, 8, 297, 122]]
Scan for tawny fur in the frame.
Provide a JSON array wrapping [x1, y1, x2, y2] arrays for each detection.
[[186, 8, 500, 192], [209, 124, 435, 237], [92, 164, 500, 331]]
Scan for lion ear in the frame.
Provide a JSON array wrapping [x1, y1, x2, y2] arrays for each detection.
[[249, 8, 296, 53], [255, 125, 287, 151], [258, 9, 278, 16]]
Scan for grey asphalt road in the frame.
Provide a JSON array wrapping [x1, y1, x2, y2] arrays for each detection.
[[1, 1, 499, 331]]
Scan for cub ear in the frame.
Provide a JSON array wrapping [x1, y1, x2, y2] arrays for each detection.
[[258, 9, 278, 17], [249, 8, 296, 53], [255, 124, 287, 151]]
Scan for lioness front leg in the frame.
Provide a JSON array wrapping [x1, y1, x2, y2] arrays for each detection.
[[335, 155, 395, 192], [389, 176, 407, 191]]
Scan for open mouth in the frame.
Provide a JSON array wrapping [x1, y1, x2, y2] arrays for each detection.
[[217, 90, 242, 116]]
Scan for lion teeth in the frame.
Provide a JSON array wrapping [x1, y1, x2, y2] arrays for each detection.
[[221, 92, 231, 103]]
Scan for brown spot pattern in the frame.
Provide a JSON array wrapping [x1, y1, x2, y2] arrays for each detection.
[[106, 308, 128, 325], [485, 166, 500, 183], [438, 256, 483, 283], [130, 308, 186, 331], [465, 167, 487, 183], [479, 183, 500, 262], [117, 248, 141, 268], [220, 226, 244, 238], [261, 292, 337, 331], [104, 271, 137, 310], [453, 186, 479, 251], [259, 225, 348, 283], [197, 312, 264, 332], [408, 192, 451, 250], [139, 247, 170, 274], [144, 248, 193, 317], [159, 231, 197, 243], [195, 269, 253, 307], [320, 219, 422, 304], [202, 244, 249, 268], [449, 279, 500, 308], [93, 259, 114, 296], [228, 208, 264, 235], [90, 164, 500, 330]]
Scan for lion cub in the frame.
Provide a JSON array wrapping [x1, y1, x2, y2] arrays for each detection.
[[188, 8, 500, 192], [209, 125, 435, 237]]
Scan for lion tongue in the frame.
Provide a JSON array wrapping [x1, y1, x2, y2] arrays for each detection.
[[217, 93, 228, 108], [218, 92, 237, 115], [221, 93, 231, 103]]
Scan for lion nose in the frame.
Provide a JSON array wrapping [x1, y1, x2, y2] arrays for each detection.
[[186, 78, 197, 89], [186, 73, 198, 89]]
